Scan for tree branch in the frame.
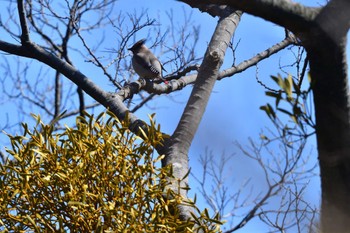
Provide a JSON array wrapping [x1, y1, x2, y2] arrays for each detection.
[[54, 71, 61, 118], [0, 40, 145, 136], [171, 9, 242, 150], [159, 9, 242, 221], [218, 33, 297, 80], [183, 4, 236, 18], [17, 0, 30, 44], [116, 34, 295, 100], [181, 0, 320, 34], [314, 0, 350, 44]]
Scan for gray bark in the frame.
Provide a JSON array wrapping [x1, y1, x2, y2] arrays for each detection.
[[163, 9, 243, 220]]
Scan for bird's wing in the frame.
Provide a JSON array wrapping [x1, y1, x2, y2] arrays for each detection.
[[133, 54, 160, 76]]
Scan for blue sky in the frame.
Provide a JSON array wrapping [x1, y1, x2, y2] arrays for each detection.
[[1, 0, 348, 232]]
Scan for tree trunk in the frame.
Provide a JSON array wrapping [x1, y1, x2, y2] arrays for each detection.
[[307, 35, 350, 233], [303, 1, 350, 231]]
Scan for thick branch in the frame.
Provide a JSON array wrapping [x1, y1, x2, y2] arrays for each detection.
[[159, 9, 243, 222], [314, 0, 350, 45], [163, 8, 242, 191], [185, 4, 235, 18], [171, 9, 242, 150], [182, 0, 320, 34]]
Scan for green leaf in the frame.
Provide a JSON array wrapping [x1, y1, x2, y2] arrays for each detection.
[[270, 75, 280, 84], [260, 104, 276, 119], [292, 78, 301, 95], [181, 168, 191, 181], [260, 134, 269, 140], [265, 91, 280, 98], [284, 75, 293, 98], [277, 107, 293, 116]]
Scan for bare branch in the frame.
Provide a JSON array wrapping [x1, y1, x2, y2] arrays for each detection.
[[17, 0, 30, 44], [219, 33, 298, 80], [73, 22, 122, 89], [116, 34, 297, 100], [54, 71, 62, 118]]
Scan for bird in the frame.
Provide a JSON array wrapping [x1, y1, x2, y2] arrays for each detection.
[[128, 39, 166, 81]]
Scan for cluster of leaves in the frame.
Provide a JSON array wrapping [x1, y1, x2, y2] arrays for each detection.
[[0, 112, 222, 232], [260, 74, 315, 140]]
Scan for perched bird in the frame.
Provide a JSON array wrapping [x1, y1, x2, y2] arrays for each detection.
[[128, 39, 166, 81]]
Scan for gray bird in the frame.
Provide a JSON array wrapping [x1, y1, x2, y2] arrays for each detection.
[[128, 39, 166, 81]]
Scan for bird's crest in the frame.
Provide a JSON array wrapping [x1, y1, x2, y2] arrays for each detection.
[[128, 38, 146, 51]]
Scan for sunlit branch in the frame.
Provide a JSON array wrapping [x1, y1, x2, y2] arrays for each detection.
[[118, 34, 297, 101]]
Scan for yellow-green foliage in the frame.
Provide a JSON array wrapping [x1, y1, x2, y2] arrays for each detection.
[[0, 112, 221, 232]]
